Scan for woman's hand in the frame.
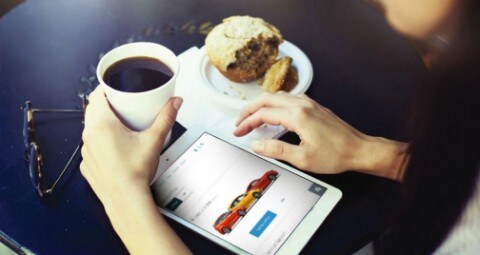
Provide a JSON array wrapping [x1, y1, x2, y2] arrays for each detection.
[[80, 86, 191, 255], [80, 86, 182, 205], [234, 92, 365, 174], [234, 92, 408, 180]]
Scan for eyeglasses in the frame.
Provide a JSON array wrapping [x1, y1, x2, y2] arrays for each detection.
[[23, 98, 86, 198]]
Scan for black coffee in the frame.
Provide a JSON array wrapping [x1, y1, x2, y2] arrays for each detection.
[[103, 57, 174, 92]]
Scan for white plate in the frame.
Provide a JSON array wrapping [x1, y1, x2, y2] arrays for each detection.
[[198, 40, 313, 109]]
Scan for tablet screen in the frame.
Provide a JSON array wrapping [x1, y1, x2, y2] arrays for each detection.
[[152, 133, 327, 254]]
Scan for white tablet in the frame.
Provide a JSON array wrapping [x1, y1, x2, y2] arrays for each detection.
[[151, 128, 342, 255]]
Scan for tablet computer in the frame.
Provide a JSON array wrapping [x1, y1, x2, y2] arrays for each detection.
[[151, 128, 342, 255]]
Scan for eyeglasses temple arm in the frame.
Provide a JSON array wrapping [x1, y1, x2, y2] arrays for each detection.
[[32, 109, 83, 113], [45, 141, 83, 195]]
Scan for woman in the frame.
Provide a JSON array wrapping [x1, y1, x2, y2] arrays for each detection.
[[80, 0, 480, 254]]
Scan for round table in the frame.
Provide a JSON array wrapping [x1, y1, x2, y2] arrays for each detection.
[[0, 0, 427, 254]]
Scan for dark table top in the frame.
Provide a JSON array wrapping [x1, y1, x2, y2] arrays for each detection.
[[0, 0, 427, 254]]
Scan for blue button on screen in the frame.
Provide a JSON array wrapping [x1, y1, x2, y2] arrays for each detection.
[[250, 211, 277, 237]]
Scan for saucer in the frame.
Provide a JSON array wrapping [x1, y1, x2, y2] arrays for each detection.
[[198, 40, 313, 109]]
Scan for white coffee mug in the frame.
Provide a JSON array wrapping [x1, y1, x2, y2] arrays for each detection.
[[97, 42, 179, 132]]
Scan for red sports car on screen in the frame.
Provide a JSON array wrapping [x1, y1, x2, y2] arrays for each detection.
[[214, 206, 247, 234], [246, 170, 279, 192]]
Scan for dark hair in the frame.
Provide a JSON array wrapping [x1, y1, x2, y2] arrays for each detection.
[[378, 2, 480, 254]]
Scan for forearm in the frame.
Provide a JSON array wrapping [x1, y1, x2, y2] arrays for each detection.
[[103, 185, 192, 255], [351, 135, 409, 182]]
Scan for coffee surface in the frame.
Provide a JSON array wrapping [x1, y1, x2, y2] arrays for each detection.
[[103, 57, 173, 92]]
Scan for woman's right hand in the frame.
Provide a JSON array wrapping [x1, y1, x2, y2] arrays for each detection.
[[234, 92, 367, 174], [235, 92, 408, 180]]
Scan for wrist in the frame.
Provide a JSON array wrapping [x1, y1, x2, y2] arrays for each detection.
[[351, 135, 409, 181], [101, 184, 161, 249], [100, 182, 192, 255], [103, 183, 154, 220]]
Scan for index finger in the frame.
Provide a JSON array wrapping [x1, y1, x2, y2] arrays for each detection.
[[234, 107, 298, 137], [235, 92, 302, 126], [84, 86, 117, 126]]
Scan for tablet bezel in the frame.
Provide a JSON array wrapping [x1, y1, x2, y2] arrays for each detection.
[[152, 127, 342, 254]]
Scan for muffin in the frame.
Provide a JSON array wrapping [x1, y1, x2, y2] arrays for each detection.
[[262, 57, 298, 92], [205, 16, 283, 82]]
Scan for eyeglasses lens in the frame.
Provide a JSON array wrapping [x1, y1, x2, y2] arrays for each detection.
[[27, 143, 43, 194]]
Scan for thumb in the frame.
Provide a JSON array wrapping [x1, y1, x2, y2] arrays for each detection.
[[251, 139, 305, 166], [145, 97, 183, 143]]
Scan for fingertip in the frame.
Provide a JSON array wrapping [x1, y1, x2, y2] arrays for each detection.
[[95, 84, 104, 92], [233, 127, 242, 137], [233, 126, 249, 137], [234, 118, 241, 127], [251, 140, 265, 153], [172, 97, 183, 111], [90, 85, 103, 97], [88, 85, 109, 107]]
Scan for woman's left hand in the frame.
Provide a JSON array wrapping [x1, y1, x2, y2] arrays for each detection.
[[80, 86, 191, 255], [80, 86, 182, 206]]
